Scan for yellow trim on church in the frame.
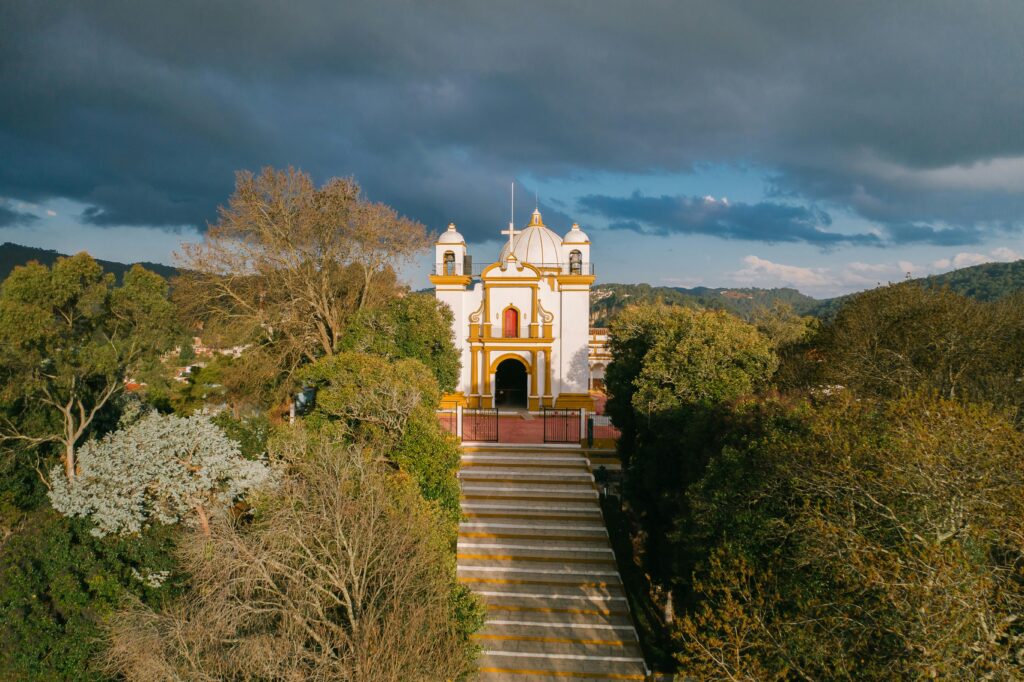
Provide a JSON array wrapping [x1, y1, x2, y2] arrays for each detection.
[[554, 392, 595, 410], [429, 274, 472, 286]]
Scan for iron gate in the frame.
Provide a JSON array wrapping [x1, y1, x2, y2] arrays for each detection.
[[463, 408, 498, 442], [543, 407, 580, 443]]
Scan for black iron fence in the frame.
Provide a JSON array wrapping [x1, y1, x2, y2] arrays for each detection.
[[463, 408, 499, 442], [543, 407, 580, 443]]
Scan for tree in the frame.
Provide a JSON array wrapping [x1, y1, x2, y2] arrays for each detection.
[[814, 283, 1019, 405], [0, 509, 182, 681], [103, 432, 482, 681], [0, 254, 177, 484], [298, 352, 461, 521], [174, 168, 429, 401], [677, 394, 1024, 679], [751, 301, 817, 350], [48, 412, 273, 537], [604, 304, 778, 628], [338, 293, 460, 392], [629, 306, 777, 415]]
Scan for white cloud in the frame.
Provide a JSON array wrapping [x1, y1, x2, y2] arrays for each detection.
[[990, 246, 1022, 261], [952, 252, 990, 268], [728, 247, 1024, 299], [847, 261, 893, 274], [929, 248, 1022, 272], [732, 255, 831, 288]]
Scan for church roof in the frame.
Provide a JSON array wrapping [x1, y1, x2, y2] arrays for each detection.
[[499, 208, 564, 265], [437, 222, 465, 245], [563, 222, 589, 244]]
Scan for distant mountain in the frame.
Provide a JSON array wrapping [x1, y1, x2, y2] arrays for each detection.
[[594, 259, 1024, 325], [811, 259, 1024, 318], [591, 283, 818, 325], [0, 242, 178, 282]]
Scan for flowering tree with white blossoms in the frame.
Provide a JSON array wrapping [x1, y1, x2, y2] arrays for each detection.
[[49, 412, 273, 537]]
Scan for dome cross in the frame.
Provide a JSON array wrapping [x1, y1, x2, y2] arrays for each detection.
[[501, 222, 518, 252]]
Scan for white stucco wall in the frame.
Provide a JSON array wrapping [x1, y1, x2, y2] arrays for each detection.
[[558, 288, 590, 394]]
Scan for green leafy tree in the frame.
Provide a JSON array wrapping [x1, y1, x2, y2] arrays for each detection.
[[298, 352, 461, 522], [604, 304, 777, 626], [48, 412, 273, 537], [677, 394, 1024, 679], [339, 293, 460, 392], [813, 283, 1021, 406], [0, 254, 177, 483], [0, 509, 182, 681], [606, 305, 776, 454]]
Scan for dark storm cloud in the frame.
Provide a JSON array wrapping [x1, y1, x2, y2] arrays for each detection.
[[579, 192, 880, 246], [883, 222, 987, 247], [1, 1, 1023, 243], [0, 202, 39, 228]]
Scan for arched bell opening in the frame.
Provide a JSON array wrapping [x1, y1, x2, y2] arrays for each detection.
[[494, 358, 528, 408]]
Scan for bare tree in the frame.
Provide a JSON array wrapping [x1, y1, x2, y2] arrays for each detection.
[[174, 168, 429, 400], [103, 431, 479, 681]]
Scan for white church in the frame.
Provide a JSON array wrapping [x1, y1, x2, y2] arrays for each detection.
[[430, 207, 607, 412]]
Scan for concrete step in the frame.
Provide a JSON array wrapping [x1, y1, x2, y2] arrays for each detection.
[[461, 502, 602, 522], [471, 632, 643, 659], [461, 488, 599, 503], [472, 580, 624, 600], [481, 618, 638, 641], [457, 445, 646, 681], [460, 519, 607, 531], [461, 455, 589, 468], [483, 604, 630, 622], [478, 593, 630, 618], [460, 477, 596, 488], [457, 564, 622, 586], [463, 444, 582, 453], [457, 552, 617, 571], [459, 469, 594, 483], [458, 574, 624, 591], [475, 649, 646, 679], [458, 542, 615, 563], [459, 521, 608, 542], [460, 535, 610, 552], [481, 607, 634, 628]]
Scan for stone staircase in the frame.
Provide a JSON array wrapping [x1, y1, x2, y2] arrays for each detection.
[[458, 444, 647, 681]]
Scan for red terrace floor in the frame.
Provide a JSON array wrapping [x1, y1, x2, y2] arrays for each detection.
[[437, 409, 620, 444]]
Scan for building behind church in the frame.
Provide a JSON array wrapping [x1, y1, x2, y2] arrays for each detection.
[[430, 208, 606, 411]]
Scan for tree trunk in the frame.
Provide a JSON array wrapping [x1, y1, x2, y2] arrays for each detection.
[[64, 439, 76, 483], [195, 504, 211, 536], [359, 266, 373, 311]]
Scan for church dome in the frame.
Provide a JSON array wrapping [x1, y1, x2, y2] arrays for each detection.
[[563, 222, 589, 244], [437, 222, 465, 244], [499, 209, 564, 266]]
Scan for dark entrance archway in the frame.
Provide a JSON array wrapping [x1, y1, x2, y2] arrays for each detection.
[[494, 358, 528, 408]]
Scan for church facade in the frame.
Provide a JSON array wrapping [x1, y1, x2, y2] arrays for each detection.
[[430, 208, 599, 411]]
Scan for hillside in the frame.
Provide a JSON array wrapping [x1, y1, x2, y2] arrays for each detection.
[[0, 242, 178, 282], [811, 258, 1024, 318], [591, 283, 818, 325]]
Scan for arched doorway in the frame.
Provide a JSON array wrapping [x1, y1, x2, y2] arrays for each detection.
[[494, 358, 528, 408]]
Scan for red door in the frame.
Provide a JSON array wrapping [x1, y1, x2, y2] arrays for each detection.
[[503, 308, 519, 338]]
